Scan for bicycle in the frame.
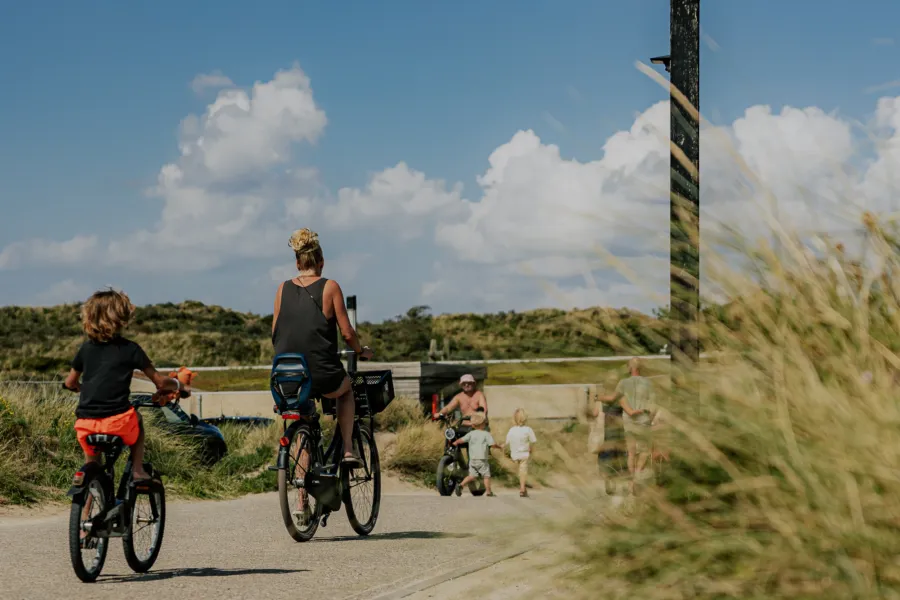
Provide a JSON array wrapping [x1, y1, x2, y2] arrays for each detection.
[[433, 413, 487, 497], [270, 349, 394, 542], [63, 392, 168, 583]]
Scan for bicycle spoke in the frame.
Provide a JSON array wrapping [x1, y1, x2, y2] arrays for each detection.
[[289, 432, 317, 523]]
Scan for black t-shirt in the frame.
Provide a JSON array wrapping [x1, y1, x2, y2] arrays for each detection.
[[71, 336, 152, 419]]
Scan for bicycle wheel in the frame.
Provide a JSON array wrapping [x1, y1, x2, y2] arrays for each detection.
[[123, 474, 166, 573], [278, 424, 322, 542], [435, 455, 457, 496], [342, 424, 381, 536], [68, 475, 109, 583]]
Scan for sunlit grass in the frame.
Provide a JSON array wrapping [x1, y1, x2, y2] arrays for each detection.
[[0, 383, 281, 505]]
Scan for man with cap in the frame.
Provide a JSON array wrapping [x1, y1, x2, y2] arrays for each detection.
[[437, 373, 488, 424]]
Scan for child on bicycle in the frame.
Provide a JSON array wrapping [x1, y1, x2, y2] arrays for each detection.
[[452, 412, 502, 497], [63, 289, 189, 482]]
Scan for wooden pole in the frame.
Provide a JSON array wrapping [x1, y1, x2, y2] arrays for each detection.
[[346, 295, 358, 373], [669, 0, 701, 365]]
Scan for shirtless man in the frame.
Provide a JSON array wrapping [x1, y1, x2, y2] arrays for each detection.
[[437, 374, 488, 422]]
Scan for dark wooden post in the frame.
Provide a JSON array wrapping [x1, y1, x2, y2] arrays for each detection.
[[669, 0, 701, 365]]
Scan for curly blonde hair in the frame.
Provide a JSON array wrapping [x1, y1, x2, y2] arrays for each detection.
[[289, 228, 324, 274], [81, 289, 135, 342]]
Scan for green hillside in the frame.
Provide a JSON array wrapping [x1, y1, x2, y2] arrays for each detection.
[[0, 300, 668, 376]]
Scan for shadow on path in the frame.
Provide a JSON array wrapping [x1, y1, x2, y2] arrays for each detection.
[[313, 530, 474, 543], [98, 567, 308, 584]]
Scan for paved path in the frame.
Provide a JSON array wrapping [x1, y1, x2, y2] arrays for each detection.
[[0, 488, 568, 600]]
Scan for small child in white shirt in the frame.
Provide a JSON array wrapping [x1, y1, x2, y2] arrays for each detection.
[[504, 408, 537, 497]]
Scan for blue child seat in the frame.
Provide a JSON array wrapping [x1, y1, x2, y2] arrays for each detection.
[[270, 353, 314, 415]]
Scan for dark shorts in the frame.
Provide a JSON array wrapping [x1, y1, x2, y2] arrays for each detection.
[[598, 446, 627, 474], [310, 369, 348, 399]]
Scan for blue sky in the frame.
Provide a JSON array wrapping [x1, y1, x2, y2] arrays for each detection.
[[2, 1, 899, 321]]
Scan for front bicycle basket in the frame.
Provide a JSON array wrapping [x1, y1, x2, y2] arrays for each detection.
[[351, 370, 395, 415], [270, 353, 314, 415], [321, 369, 395, 417]]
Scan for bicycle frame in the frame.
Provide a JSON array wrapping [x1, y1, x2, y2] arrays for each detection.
[[276, 412, 371, 513], [67, 444, 162, 539]]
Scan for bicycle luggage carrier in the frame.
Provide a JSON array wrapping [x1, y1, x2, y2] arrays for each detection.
[[322, 370, 395, 416]]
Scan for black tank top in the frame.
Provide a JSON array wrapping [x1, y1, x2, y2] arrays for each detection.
[[272, 279, 344, 380]]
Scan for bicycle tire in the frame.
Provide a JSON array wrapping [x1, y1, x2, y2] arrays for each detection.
[[123, 474, 166, 573], [278, 424, 322, 542], [435, 455, 457, 496], [342, 424, 381, 536], [68, 475, 109, 583]]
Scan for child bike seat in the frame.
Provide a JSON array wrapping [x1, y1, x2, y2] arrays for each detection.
[[270, 353, 314, 415]]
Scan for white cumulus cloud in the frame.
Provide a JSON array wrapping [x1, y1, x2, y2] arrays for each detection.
[[6, 62, 900, 318], [0, 235, 99, 270], [34, 280, 94, 306], [108, 64, 328, 271], [190, 71, 236, 95], [324, 162, 466, 239]]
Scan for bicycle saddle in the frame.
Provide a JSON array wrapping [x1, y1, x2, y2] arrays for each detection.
[[85, 434, 125, 449]]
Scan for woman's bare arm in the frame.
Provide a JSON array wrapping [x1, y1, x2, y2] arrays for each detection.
[[327, 280, 363, 353], [597, 392, 622, 404], [272, 282, 284, 334]]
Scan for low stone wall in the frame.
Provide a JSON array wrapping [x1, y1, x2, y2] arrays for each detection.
[[147, 384, 601, 422]]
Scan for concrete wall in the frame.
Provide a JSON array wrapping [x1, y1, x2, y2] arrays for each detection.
[[156, 384, 601, 422]]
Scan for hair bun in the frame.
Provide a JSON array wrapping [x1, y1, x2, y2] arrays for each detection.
[[289, 228, 320, 253]]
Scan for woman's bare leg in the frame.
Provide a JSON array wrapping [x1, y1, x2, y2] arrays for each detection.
[[626, 437, 637, 495], [324, 377, 356, 459]]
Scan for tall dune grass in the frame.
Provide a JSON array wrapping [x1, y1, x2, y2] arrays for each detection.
[[0, 383, 280, 505], [544, 212, 900, 595]]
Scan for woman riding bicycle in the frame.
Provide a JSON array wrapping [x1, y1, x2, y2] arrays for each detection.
[[272, 228, 374, 467]]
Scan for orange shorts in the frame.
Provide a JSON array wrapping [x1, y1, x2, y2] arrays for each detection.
[[74, 407, 142, 456]]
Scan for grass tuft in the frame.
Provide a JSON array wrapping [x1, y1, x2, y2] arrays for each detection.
[[0, 383, 281, 506]]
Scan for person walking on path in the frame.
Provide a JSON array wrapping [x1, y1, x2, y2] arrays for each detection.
[[504, 408, 537, 497], [452, 413, 502, 497], [597, 357, 656, 494]]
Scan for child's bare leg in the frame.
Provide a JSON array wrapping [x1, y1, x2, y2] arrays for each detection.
[[459, 475, 476, 488], [484, 477, 492, 495], [131, 414, 149, 480], [79, 451, 100, 536]]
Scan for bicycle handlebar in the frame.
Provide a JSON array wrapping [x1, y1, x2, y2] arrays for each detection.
[[339, 347, 373, 361]]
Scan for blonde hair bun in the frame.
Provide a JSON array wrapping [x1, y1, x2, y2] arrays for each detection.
[[289, 228, 320, 254]]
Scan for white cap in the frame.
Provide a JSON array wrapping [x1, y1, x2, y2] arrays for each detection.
[[460, 374, 476, 384]]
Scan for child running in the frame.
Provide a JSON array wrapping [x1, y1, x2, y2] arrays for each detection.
[[504, 408, 537, 497], [452, 412, 501, 497], [63, 289, 189, 482]]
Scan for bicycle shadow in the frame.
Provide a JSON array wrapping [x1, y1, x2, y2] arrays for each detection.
[[313, 530, 474, 543], [98, 567, 308, 584]]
